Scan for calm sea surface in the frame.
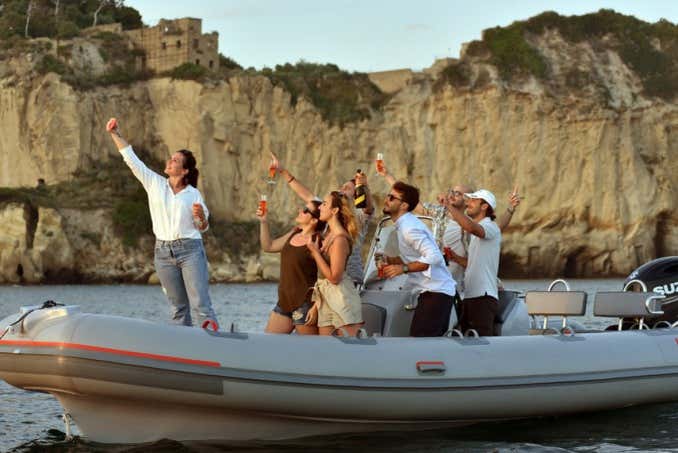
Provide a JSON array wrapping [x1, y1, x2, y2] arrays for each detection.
[[3, 280, 678, 453]]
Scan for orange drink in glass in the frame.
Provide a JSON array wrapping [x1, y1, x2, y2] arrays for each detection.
[[259, 194, 268, 216]]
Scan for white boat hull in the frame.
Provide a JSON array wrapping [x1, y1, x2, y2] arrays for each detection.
[[3, 305, 678, 443]]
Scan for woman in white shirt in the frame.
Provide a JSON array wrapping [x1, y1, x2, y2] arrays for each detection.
[[106, 118, 219, 330]]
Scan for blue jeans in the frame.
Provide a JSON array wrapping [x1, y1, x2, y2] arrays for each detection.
[[154, 239, 218, 328]]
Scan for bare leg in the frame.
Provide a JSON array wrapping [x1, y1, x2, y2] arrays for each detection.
[[340, 323, 364, 336], [265, 311, 294, 334], [294, 324, 318, 335], [318, 326, 335, 336]]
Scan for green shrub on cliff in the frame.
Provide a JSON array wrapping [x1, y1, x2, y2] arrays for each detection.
[[0, 0, 142, 40], [482, 24, 548, 80], [255, 61, 390, 127], [438, 62, 472, 88], [454, 9, 678, 100], [36, 54, 69, 76], [521, 9, 678, 99], [219, 54, 242, 71], [56, 20, 81, 39], [113, 196, 152, 248], [167, 62, 208, 81]]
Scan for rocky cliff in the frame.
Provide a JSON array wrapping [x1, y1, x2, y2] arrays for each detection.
[[0, 11, 676, 283]]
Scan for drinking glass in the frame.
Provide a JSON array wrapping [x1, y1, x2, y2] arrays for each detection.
[[375, 153, 384, 175], [374, 251, 385, 279], [267, 160, 277, 184], [259, 194, 268, 216]]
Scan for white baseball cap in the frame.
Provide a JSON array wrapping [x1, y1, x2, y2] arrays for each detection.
[[464, 189, 496, 210]]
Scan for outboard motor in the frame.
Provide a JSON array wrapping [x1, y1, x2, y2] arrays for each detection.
[[624, 256, 678, 324]]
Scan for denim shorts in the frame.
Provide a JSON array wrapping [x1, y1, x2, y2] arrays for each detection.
[[273, 300, 313, 325]]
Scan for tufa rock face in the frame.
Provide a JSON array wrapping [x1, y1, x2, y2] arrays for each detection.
[[0, 30, 676, 283]]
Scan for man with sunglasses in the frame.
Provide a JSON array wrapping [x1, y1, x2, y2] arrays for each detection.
[[446, 189, 501, 336], [381, 182, 456, 337]]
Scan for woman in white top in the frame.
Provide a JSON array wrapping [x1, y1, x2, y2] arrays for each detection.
[[106, 118, 218, 329]]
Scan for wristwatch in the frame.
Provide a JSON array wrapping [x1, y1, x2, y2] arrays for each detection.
[[402, 264, 409, 274]]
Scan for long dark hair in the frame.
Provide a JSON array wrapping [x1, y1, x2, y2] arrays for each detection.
[[177, 149, 199, 187]]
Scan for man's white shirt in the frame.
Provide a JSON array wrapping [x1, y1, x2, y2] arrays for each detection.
[[464, 217, 501, 299], [394, 212, 456, 297]]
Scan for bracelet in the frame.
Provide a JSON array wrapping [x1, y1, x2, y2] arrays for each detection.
[[507, 207, 515, 214], [287, 176, 295, 184]]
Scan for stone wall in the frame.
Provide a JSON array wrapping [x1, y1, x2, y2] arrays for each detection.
[[368, 69, 414, 94], [125, 18, 219, 73]]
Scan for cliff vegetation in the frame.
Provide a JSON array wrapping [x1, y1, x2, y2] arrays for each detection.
[[440, 9, 678, 101]]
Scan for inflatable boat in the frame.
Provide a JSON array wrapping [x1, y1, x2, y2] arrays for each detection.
[[2, 217, 678, 444]]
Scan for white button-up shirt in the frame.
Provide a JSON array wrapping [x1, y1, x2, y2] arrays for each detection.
[[120, 146, 209, 241], [394, 212, 456, 297]]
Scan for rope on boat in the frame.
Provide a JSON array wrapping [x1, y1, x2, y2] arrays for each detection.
[[0, 300, 63, 340], [62, 413, 73, 441]]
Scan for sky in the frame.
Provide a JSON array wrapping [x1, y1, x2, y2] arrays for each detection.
[[129, 0, 677, 73]]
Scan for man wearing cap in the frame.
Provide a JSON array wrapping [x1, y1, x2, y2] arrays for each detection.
[[381, 181, 457, 337], [447, 189, 501, 336], [443, 187, 521, 294]]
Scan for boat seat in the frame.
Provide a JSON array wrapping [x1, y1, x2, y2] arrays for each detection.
[[593, 292, 665, 330], [495, 290, 521, 323], [361, 303, 386, 337], [493, 290, 521, 336], [526, 291, 587, 334]]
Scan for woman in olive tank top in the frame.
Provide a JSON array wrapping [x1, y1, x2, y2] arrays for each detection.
[[257, 199, 326, 334]]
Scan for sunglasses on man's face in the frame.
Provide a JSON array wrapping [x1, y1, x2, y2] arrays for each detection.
[[386, 193, 403, 202], [303, 206, 320, 219]]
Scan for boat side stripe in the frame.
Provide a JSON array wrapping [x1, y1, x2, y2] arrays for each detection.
[[0, 340, 221, 368]]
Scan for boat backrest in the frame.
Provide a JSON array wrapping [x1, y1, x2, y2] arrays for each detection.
[[494, 290, 521, 335], [525, 291, 587, 333], [361, 303, 386, 336], [360, 289, 416, 337], [593, 292, 666, 330], [525, 291, 587, 316], [496, 290, 522, 323]]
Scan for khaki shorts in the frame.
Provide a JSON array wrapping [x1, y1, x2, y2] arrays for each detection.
[[313, 277, 363, 328]]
